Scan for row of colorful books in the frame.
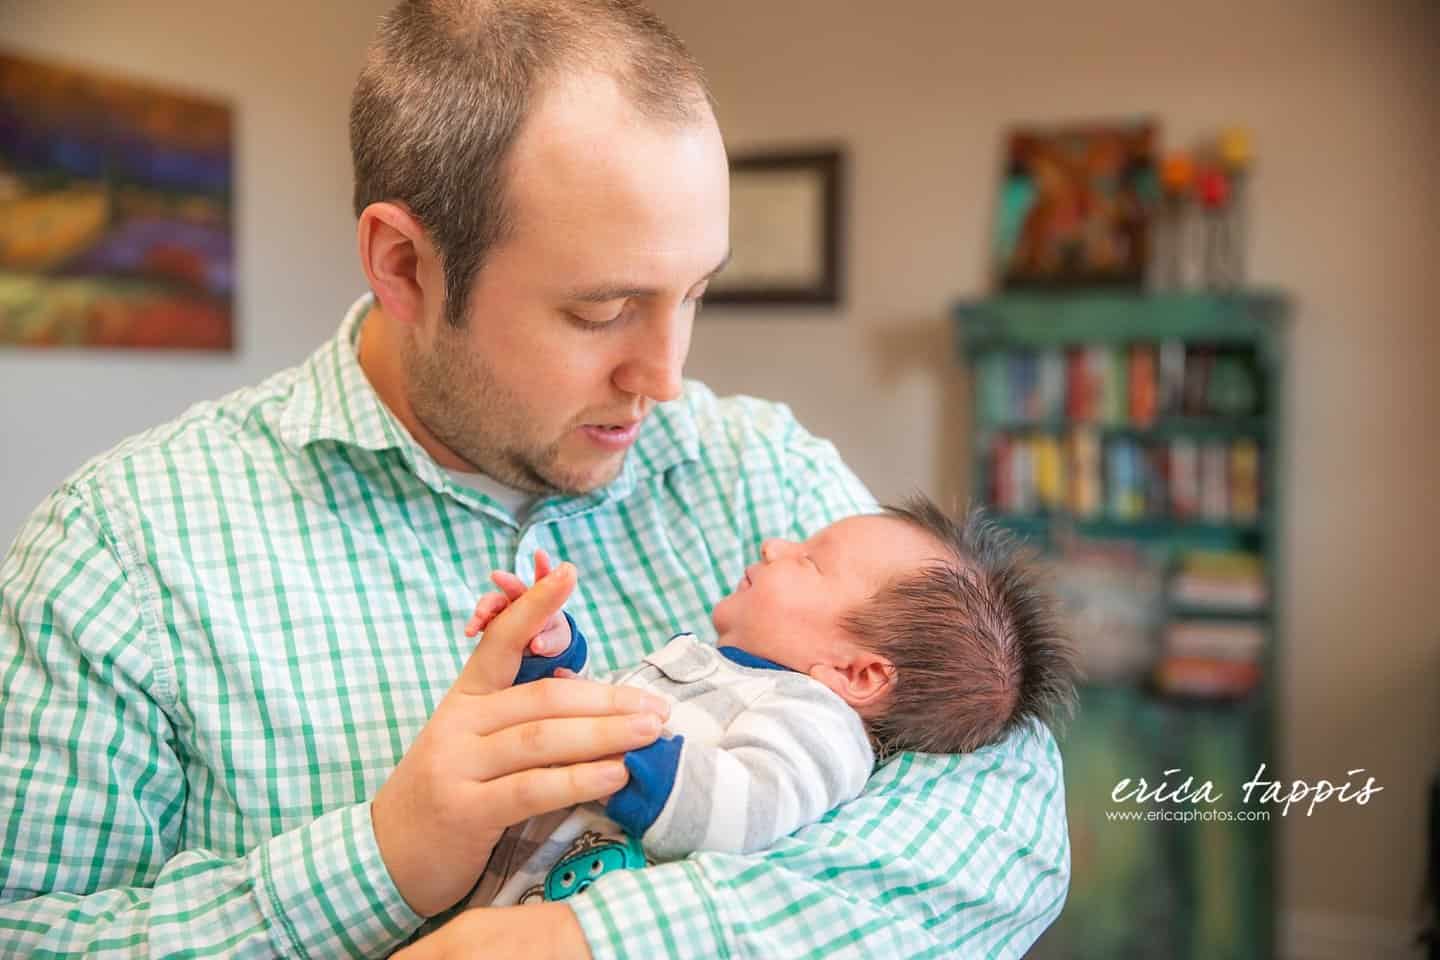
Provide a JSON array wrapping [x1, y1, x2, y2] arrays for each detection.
[[986, 430, 1262, 523], [974, 343, 1263, 425]]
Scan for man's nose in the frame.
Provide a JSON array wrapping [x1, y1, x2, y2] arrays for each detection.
[[614, 309, 688, 403]]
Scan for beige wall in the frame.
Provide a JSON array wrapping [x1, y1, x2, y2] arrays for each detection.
[[2, 0, 1437, 955], [0, 0, 394, 542], [653, 0, 1440, 955]]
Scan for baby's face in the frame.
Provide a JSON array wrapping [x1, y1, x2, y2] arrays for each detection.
[[710, 514, 943, 671]]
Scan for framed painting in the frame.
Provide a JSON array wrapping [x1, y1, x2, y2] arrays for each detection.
[[0, 50, 234, 349], [993, 119, 1157, 290], [706, 147, 843, 307]]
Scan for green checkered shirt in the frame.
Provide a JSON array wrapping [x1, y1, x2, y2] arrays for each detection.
[[0, 295, 1069, 959]]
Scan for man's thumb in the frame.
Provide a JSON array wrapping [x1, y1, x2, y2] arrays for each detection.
[[456, 562, 576, 694]]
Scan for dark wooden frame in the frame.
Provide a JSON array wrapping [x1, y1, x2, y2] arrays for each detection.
[[706, 148, 844, 307]]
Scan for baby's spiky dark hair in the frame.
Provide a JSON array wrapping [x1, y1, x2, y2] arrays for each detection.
[[841, 496, 1078, 758]]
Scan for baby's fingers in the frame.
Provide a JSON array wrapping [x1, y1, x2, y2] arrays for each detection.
[[534, 548, 553, 581], [490, 570, 528, 601], [465, 592, 510, 637]]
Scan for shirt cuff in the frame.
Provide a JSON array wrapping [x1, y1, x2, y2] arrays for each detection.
[[514, 611, 588, 683], [255, 799, 425, 958], [567, 858, 731, 960]]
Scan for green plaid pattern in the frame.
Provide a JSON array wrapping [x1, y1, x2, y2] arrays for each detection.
[[0, 295, 1068, 958]]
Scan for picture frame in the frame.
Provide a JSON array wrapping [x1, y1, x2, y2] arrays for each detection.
[[706, 147, 843, 307]]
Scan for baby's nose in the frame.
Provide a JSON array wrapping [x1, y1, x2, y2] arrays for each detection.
[[760, 538, 791, 562]]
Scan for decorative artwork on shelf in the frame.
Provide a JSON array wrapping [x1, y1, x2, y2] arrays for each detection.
[[705, 147, 843, 307], [0, 50, 234, 350], [992, 119, 1157, 290]]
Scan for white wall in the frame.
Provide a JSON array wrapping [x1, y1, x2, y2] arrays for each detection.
[[0, 0, 394, 545], [3, 0, 1438, 953], [651, 0, 1440, 954]]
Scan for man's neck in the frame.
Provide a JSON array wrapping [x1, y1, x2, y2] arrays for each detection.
[[355, 301, 473, 472]]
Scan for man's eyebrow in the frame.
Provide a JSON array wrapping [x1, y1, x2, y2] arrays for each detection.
[[565, 250, 732, 303]]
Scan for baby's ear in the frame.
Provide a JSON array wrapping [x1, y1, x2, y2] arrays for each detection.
[[809, 654, 895, 714]]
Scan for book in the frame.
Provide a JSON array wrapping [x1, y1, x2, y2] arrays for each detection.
[[1154, 656, 1261, 698], [1067, 427, 1103, 518], [1200, 442, 1230, 521], [990, 434, 1012, 511], [1038, 349, 1066, 419], [1066, 348, 1095, 421], [1169, 438, 1200, 519], [1158, 339, 1186, 415], [1171, 549, 1268, 609], [1013, 435, 1036, 513], [1162, 620, 1266, 661], [1231, 439, 1261, 522], [1183, 346, 1216, 415], [1129, 344, 1158, 426], [1033, 433, 1065, 511]]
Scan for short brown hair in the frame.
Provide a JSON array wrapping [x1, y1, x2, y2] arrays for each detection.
[[841, 496, 1078, 758], [350, 0, 714, 327]]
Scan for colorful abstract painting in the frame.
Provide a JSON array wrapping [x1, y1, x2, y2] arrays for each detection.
[[993, 119, 1157, 290], [0, 51, 233, 349]]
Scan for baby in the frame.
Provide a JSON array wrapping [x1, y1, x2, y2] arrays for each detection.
[[462, 495, 1077, 908]]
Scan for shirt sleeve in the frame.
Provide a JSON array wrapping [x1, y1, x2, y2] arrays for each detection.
[[605, 681, 873, 861], [0, 486, 425, 958], [569, 724, 1071, 959], [513, 611, 590, 683]]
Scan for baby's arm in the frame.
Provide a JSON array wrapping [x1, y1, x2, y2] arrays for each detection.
[[605, 680, 875, 861]]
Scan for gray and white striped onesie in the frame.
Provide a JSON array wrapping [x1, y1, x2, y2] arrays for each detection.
[[468, 625, 875, 907]]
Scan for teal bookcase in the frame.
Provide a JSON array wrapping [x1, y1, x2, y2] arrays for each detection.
[[954, 292, 1289, 960]]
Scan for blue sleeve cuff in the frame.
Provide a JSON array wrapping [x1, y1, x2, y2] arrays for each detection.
[[513, 611, 587, 684], [605, 734, 684, 838]]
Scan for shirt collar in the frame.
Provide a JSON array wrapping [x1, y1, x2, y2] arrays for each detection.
[[280, 292, 703, 516], [278, 293, 410, 455], [717, 646, 793, 672]]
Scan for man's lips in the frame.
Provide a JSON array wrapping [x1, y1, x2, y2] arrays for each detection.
[[579, 419, 642, 449]]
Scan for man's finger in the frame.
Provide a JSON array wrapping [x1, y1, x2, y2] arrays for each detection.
[[469, 760, 630, 827], [468, 713, 663, 782], [456, 564, 577, 694], [467, 676, 670, 736]]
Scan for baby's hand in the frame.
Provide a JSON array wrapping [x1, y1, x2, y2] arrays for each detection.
[[464, 548, 573, 657]]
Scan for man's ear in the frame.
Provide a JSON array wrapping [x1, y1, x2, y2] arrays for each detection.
[[356, 201, 439, 329], [810, 654, 895, 715]]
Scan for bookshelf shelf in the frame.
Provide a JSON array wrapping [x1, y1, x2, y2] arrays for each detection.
[[1166, 604, 1270, 621], [957, 290, 1287, 349], [956, 290, 1288, 960], [977, 416, 1268, 441], [992, 513, 1265, 543]]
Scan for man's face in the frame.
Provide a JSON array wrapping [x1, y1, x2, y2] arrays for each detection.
[[404, 71, 730, 494]]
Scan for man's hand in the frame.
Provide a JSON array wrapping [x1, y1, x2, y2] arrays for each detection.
[[391, 902, 590, 959], [372, 559, 670, 919], [465, 548, 571, 658]]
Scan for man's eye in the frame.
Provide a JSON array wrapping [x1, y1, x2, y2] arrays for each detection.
[[568, 310, 623, 330]]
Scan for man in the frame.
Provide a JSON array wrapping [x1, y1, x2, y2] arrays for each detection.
[[0, 1, 1070, 957]]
